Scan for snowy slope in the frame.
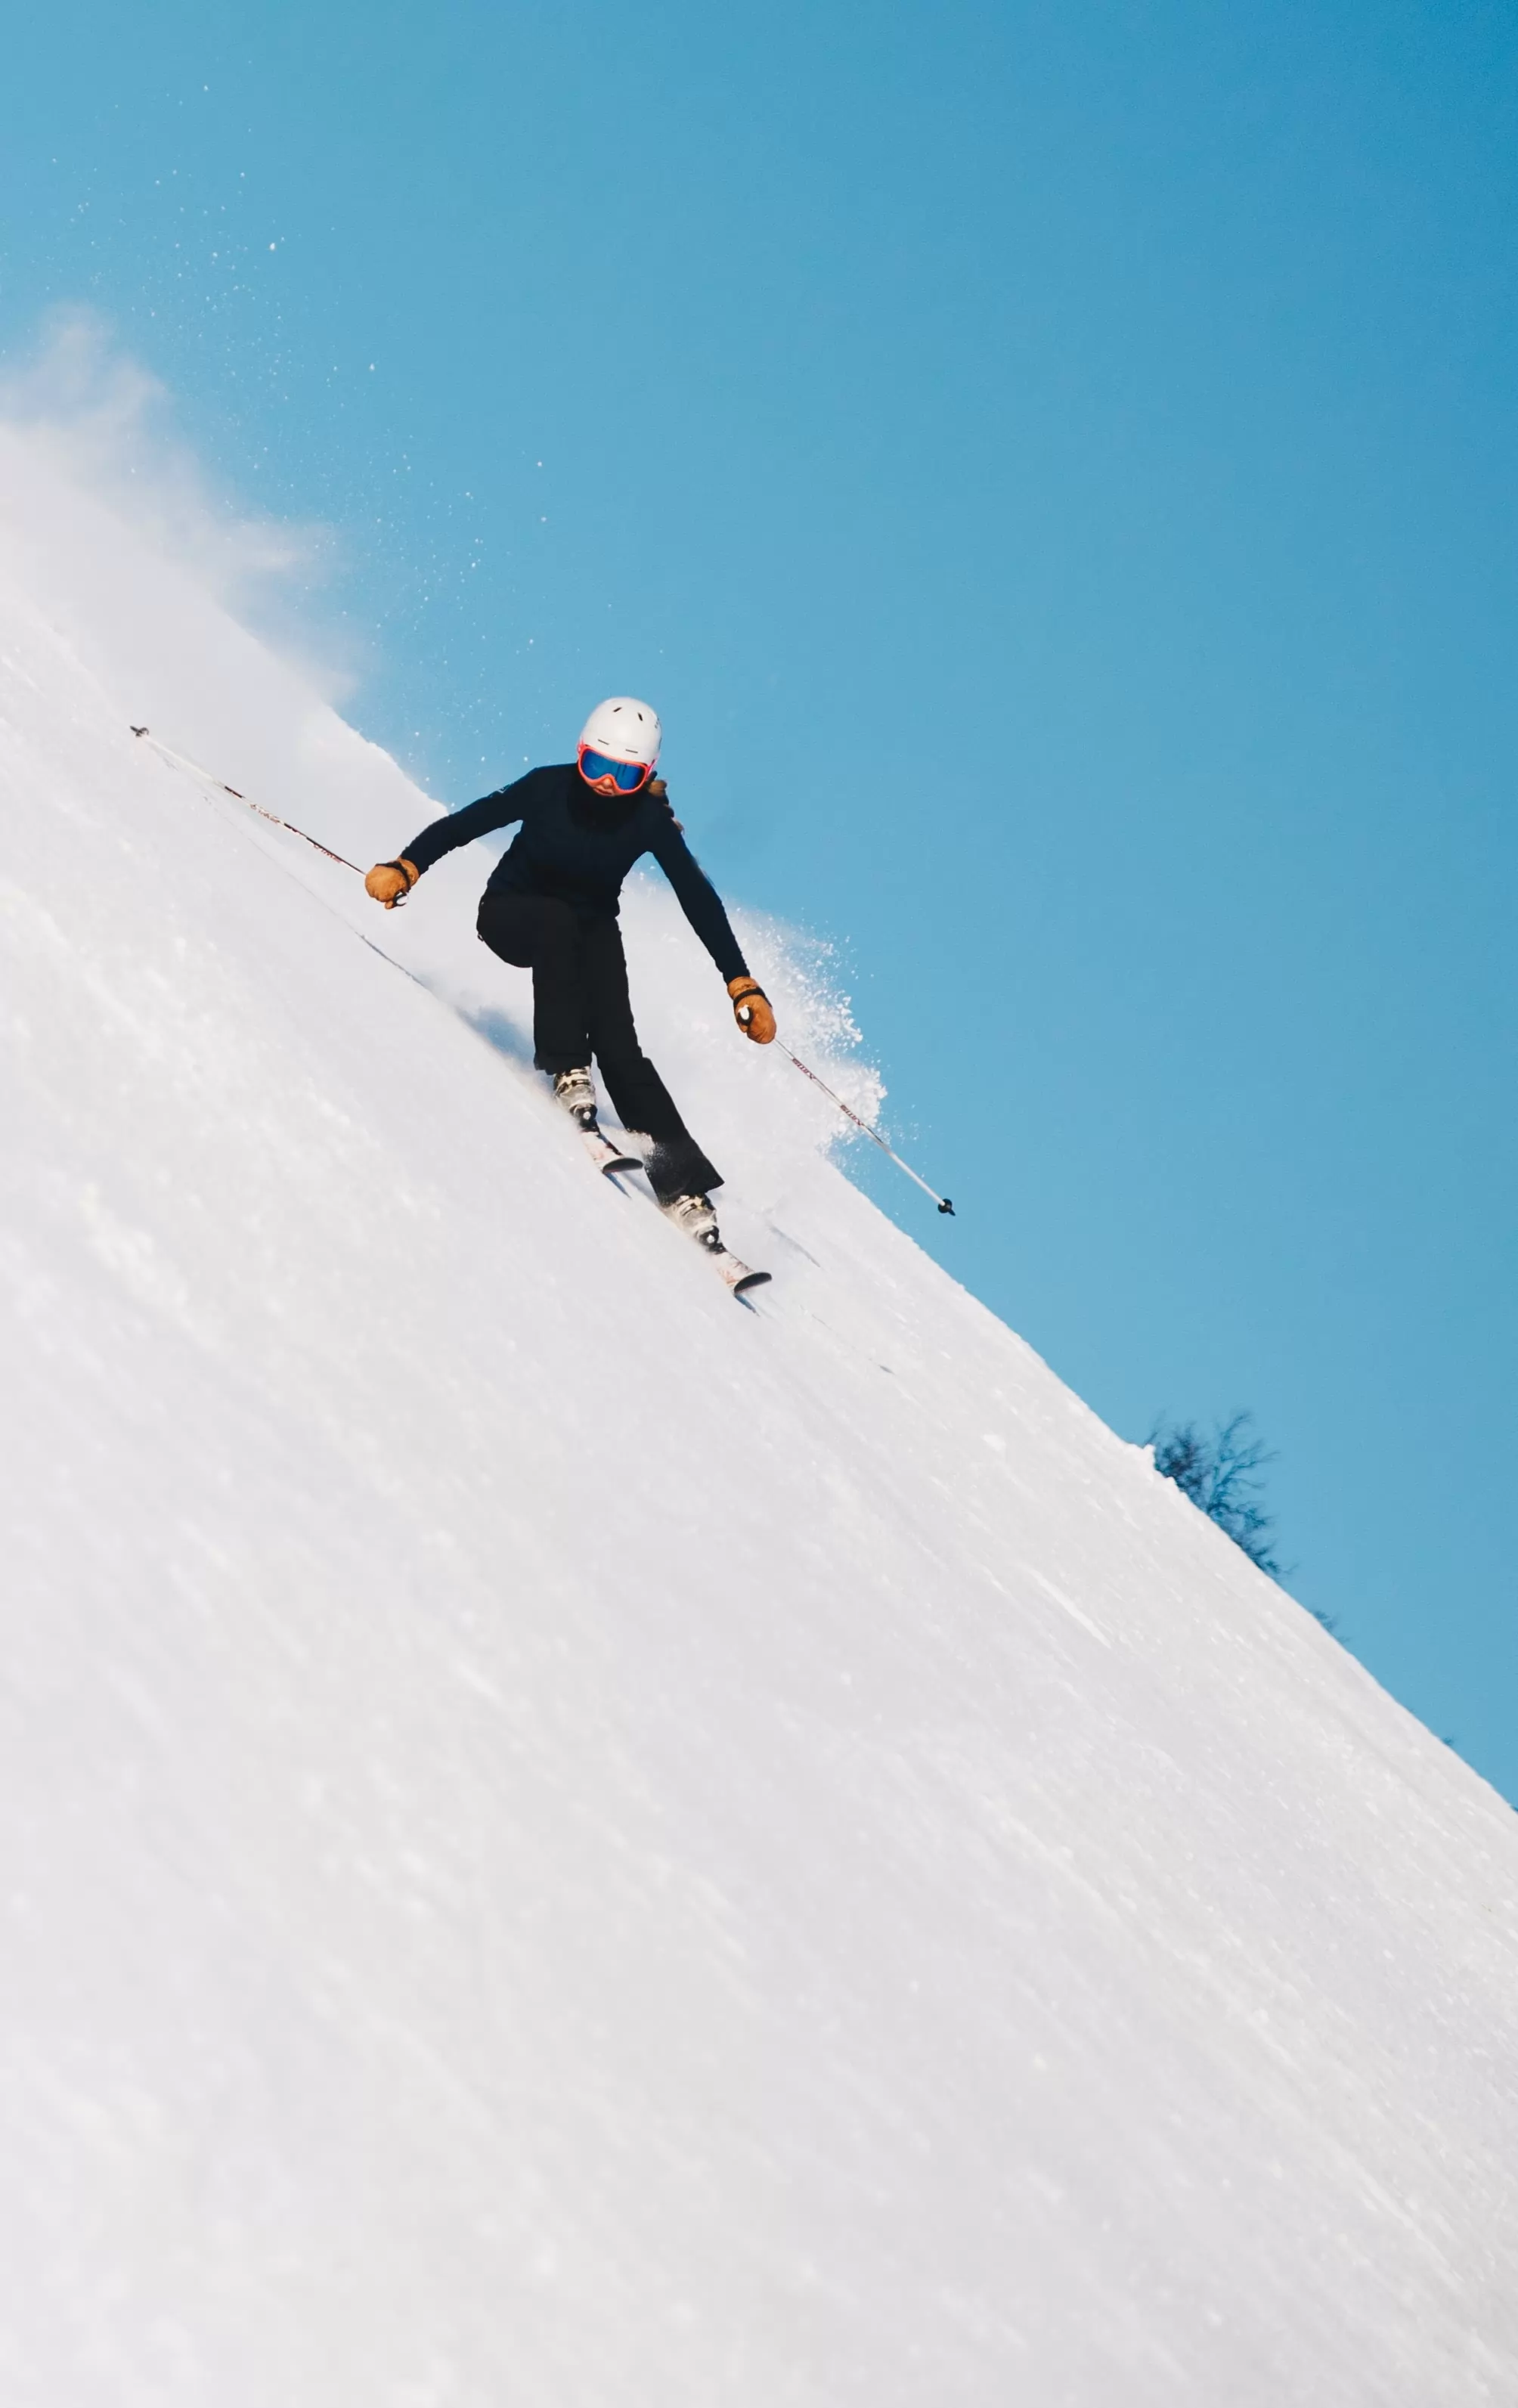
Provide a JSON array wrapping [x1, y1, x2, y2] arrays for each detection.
[[2, 430, 1516, 2408]]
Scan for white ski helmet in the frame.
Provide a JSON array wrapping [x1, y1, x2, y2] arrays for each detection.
[[577, 695, 662, 772]]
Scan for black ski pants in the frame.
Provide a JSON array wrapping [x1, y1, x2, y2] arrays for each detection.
[[477, 891, 721, 1198]]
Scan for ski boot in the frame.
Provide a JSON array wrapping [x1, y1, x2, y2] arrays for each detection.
[[661, 1191, 720, 1247], [554, 1068, 642, 1179], [661, 1192, 771, 1294], [551, 1065, 598, 1133]]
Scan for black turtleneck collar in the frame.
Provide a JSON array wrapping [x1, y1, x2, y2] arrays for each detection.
[[567, 771, 643, 835]]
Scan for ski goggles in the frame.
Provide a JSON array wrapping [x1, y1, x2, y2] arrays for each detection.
[[578, 745, 653, 793]]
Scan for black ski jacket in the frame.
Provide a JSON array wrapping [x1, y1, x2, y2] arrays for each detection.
[[403, 763, 749, 983]]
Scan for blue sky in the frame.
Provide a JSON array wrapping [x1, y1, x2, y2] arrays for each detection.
[[2, 0, 1515, 1798]]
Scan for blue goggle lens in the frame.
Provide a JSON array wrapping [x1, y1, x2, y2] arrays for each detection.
[[581, 748, 650, 792]]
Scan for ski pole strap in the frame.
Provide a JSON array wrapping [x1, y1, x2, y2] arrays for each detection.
[[776, 1037, 955, 1215], [129, 727, 366, 875]]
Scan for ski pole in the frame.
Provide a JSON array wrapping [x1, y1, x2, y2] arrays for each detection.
[[129, 726, 370, 880], [776, 1037, 954, 1215]]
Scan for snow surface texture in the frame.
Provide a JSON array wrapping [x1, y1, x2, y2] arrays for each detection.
[[2, 427, 1516, 2408]]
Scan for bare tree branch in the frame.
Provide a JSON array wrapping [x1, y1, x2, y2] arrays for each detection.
[[1147, 1411, 1283, 1580]]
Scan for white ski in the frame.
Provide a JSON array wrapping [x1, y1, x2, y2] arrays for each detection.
[[580, 1126, 642, 1176], [676, 1221, 771, 1294], [705, 1242, 771, 1296]]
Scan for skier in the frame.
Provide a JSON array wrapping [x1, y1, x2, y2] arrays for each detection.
[[364, 697, 776, 1245]]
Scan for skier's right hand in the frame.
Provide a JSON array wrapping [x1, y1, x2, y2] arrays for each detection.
[[729, 977, 776, 1044], [365, 858, 419, 909]]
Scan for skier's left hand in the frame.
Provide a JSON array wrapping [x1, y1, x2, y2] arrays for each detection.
[[728, 977, 776, 1044], [365, 858, 419, 909]]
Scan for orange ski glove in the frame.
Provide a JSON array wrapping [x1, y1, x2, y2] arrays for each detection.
[[364, 857, 419, 909], [728, 976, 776, 1044]]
